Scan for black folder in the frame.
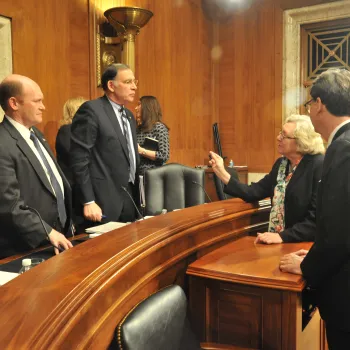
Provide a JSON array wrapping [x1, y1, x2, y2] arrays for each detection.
[[143, 137, 159, 151]]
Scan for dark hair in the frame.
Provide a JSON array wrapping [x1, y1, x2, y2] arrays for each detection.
[[101, 63, 130, 91], [138, 96, 169, 133], [0, 80, 23, 111], [310, 68, 350, 116]]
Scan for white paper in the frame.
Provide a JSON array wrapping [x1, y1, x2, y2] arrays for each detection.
[[0, 271, 19, 285], [85, 221, 128, 234]]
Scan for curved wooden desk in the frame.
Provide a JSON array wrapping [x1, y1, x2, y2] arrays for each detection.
[[0, 199, 269, 349]]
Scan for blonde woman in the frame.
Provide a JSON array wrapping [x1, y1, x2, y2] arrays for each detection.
[[209, 114, 325, 244], [55, 97, 86, 184]]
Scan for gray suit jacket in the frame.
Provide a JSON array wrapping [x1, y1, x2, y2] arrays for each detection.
[[70, 96, 140, 221], [0, 118, 73, 258]]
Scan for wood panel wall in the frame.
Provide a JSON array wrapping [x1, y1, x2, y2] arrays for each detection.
[[124, 0, 214, 166], [216, 0, 283, 173], [1, 0, 336, 170], [1, 0, 90, 152]]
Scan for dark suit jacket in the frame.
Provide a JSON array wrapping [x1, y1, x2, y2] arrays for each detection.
[[55, 124, 73, 185], [0, 118, 73, 258], [301, 122, 350, 331], [224, 154, 324, 242], [70, 95, 140, 221]]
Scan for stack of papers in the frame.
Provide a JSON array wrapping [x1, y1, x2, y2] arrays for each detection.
[[86, 222, 129, 236], [0, 271, 19, 285]]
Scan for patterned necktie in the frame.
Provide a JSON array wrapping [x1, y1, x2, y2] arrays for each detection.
[[30, 131, 67, 228], [120, 107, 136, 183]]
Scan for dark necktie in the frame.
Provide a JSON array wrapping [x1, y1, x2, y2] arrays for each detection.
[[30, 131, 67, 228], [120, 107, 136, 183]]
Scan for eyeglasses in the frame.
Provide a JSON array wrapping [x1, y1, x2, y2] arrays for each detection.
[[123, 79, 138, 86], [110, 79, 138, 87], [278, 130, 296, 140], [304, 98, 314, 113]]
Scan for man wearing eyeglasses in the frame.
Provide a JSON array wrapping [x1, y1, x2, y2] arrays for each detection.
[[70, 63, 140, 224], [280, 68, 350, 349]]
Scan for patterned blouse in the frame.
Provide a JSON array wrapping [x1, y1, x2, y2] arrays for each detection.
[[268, 157, 302, 233], [136, 122, 170, 174]]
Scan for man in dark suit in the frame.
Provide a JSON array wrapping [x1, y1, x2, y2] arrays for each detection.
[[70, 64, 140, 224], [0, 74, 73, 258], [280, 68, 350, 349]]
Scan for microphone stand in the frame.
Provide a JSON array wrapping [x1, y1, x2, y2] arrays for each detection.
[[19, 205, 63, 252], [121, 186, 145, 220], [191, 181, 212, 203]]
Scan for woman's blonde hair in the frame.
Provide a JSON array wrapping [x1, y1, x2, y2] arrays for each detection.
[[285, 114, 325, 155], [60, 97, 86, 125]]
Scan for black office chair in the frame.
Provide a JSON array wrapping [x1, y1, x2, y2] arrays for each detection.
[[110, 285, 255, 350], [143, 163, 205, 216], [213, 167, 239, 200]]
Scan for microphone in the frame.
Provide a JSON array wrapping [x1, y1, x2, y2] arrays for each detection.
[[121, 186, 144, 220], [191, 181, 212, 203], [19, 205, 63, 252]]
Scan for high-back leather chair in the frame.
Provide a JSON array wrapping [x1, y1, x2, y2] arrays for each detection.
[[213, 167, 239, 200], [110, 285, 257, 350], [143, 163, 205, 216]]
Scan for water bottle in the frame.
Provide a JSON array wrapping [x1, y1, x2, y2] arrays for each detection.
[[19, 258, 32, 274], [229, 159, 234, 168]]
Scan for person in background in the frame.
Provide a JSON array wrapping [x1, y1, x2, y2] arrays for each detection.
[[55, 97, 86, 185], [209, 114, 324, 244], [136, 96, 170, 174], [0, 74, 73, 257], [280, 69, 350, 349]]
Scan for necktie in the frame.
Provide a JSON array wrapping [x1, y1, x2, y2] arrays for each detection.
[[120, 107, 136, 183], [30, 131, 67, 228]]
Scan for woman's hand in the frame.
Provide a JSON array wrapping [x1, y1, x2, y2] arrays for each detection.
[[138, 144, 144, 154], [255, 232, 283, 244], [209, 151, 231, 184]]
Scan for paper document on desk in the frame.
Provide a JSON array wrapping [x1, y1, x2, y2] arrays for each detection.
[[86, 222, 128, 234], [0, 271, 19, 285]]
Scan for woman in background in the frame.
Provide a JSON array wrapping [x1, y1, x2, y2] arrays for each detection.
[[210, 114, 325, 244], [55, 97, 86, 184], [136, 96, 170, 174]]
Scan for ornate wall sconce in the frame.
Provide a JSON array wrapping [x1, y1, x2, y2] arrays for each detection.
[[97, 6, 153, 86]]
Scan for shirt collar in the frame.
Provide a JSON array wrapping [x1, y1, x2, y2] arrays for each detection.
[[5, 116, 32, 140], [106, 96, 123, 111], [328, 119, 350, 146]]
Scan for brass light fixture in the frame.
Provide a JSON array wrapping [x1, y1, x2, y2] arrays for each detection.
[[97, 6, 153, 85]]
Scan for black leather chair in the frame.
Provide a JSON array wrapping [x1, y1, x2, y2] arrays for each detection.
[[110, 285, 255, 350], [213, 167, 239, 200], [143, 163, 205, 216]]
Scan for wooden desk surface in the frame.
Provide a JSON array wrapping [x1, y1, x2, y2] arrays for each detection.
[[187, 236, 313, 291], [0, 199, 270, 349]]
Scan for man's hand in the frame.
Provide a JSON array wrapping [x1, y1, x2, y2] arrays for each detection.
[[255, 232, 283, 244], [279, 251, 305, 275], [49, 229, 73, 255], [209, 151, 231, 184], [83, 202, 102, 222]]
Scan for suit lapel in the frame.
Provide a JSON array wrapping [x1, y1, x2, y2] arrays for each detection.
[[3, 119, 55, 197], [285, 155, 310, 195], [100, 96, 130, 163]]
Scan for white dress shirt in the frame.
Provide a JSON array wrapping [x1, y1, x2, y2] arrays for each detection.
[[6, 116, 64, 197]]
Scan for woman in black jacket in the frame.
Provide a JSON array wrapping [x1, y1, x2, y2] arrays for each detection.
[[210, 114, 325, 244]]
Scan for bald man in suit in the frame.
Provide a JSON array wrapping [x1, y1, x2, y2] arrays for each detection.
[[0, 74, 73, 258]]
